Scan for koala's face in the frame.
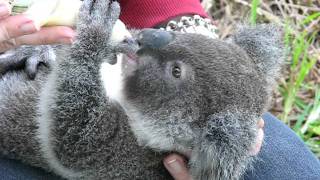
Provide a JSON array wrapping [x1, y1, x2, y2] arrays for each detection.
[[111, 29, 263, 153]]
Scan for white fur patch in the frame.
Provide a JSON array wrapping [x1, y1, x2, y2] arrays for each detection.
[[47, 46, 56, 63], [0, 49, 15, 58], [100, 54, 124, 102], [120, 104, 195, 155], [123, 107, 175, 151], [37, 66, 82, 179], [110, 20, 132, 45]]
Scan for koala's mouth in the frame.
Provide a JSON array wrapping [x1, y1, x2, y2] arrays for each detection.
[[118, 53, 138, 78], [122, 53, 138, 63]]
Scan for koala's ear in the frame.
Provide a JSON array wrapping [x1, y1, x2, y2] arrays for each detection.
[[228, 24, 285, 82]]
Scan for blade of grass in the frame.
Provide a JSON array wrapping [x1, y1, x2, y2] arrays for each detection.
[[300, 12, 320, 26], [284, 21, 292, 51], [305, 138, 320, 158], [293, 104, 312, 132], [250, 0, 260, 25], [301, 86, 320, 133], [291, 31, 307, 70], [294, 97, 308, 110], [281, 31, 317, 123]]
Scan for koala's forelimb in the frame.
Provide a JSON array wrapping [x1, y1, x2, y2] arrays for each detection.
[[37, 0, 122, 178]]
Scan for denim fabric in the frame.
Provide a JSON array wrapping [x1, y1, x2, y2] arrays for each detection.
[[244, 113, 320, 180], [0, 113, 319, 180], [0, 158, 61, 180]]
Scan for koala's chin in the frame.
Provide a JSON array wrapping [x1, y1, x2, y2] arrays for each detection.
[[122, 103, 196, 155]]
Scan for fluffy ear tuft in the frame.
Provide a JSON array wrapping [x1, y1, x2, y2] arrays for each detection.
[[229, 24, 286, 84]]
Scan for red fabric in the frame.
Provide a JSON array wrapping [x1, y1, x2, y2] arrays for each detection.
[[119, 0, 208, 28]]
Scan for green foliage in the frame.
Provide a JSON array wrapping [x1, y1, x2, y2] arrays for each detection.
[[278, 14, 320, 157], [250, 0, 260, 25], [207, 0, 320, 158], [281, 29, 317, 123], [250, 2, 320, 157]]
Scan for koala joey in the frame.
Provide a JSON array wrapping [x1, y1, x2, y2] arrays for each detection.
[[0, 0, 285, 179]]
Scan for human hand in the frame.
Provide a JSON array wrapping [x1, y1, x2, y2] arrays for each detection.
[[163, 119, 265, 180], [163, 154, 193, 180], [250, 118, 265, 156], [0, 0, 75, 52]]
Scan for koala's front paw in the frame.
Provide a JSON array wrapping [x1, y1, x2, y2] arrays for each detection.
[[0, 46, 54, 79], [77, 0, 120, 41]]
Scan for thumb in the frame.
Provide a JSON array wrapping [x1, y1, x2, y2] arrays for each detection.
[[163, 154, 193, 180]]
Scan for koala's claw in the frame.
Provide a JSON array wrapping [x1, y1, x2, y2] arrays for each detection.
[[24, 56, 46, 79], [78, 0, 120, 33], [74, 0, 121, 65], [0, 46, 54, 79]]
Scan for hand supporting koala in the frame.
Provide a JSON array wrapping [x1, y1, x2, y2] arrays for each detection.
[[164, 119, 265, 180]]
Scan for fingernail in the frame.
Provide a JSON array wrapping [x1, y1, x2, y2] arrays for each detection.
[[58, 38, 74, 44], [167, 158, 183, 173], [258, 119, 265, 128], [19, 21, 37, 34], [0, 4, 9, 17], [58, 29, 76, 44], [63, 29, 76, 39]]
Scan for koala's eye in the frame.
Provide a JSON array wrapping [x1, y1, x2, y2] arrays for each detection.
[[172, 65, 181, 78]]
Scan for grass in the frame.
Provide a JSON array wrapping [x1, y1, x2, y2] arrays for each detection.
[[281, 28, 317, 124], [279, 19, 319, 157], [203, 0, 320, 157], [251, 0, 320, 157], [250, 0, 260, 25]]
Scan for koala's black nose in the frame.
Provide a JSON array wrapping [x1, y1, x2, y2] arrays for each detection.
[[137, 29, 174, 49]]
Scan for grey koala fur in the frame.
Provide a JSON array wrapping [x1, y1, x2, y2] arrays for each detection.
[[0, 0, 285, 179], [0, 45, 54, 79]]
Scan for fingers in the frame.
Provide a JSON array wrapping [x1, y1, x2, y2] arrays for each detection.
[[249, 118, 265, 156], [0, 26, 75, 52], [0, 15, 38, 43], [250, 127, 264, 156], [163, 154, 193, 180], [0, 0, 11, 19], [15, 26, 75, 46], [258, 118, 265, 129], [0, 1, 75, 52], [164, 119, 265, 180]]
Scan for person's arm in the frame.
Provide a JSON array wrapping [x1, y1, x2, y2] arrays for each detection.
[[0, 0, 75, 52]]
